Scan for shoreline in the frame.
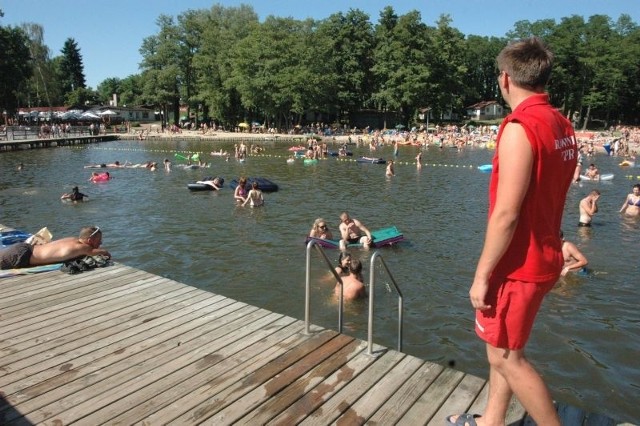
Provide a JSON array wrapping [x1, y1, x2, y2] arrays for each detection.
[[132, 126, 351, 144]]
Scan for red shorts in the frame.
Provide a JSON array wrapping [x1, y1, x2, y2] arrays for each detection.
[[475, 277, 556, 350]]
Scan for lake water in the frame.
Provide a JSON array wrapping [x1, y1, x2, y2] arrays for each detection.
[[1, 138, 638, 424]]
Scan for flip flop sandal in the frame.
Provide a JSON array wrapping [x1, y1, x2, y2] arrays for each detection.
[[445, 413, 481, 426]]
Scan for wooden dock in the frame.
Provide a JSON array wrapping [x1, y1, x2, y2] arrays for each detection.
[[0, 135, 118, 151], [0, 263, 630, 425]]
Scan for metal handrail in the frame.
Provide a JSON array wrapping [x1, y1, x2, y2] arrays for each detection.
[[305, 240, 344, 334], [368, 251, 403, 355]]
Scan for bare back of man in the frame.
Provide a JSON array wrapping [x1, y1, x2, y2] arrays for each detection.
[[30, 236, 110, 266], [334, 258, 366, 301]]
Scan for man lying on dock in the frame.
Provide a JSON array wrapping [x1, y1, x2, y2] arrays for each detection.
[[0, 226, 111, 270]]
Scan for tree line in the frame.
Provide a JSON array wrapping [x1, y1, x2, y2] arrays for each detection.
[[1, 5, 638, 130]]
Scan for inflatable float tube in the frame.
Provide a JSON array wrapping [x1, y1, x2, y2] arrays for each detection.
[[579, 174, 614, 181], [90, 173, 111, 182], [478, 164, 493, 172], [288, 146, 307, 151], [328, 151, 353, 157], [305, 226, 404, 249], [181, 164, 209, 170], [303, 158, 319, 165], [1, 229, 32, 248], [188, 177, 224, 191], [356, 157, 386, 164], [620, 161, 635, 167], [229, 177, 279, 192]]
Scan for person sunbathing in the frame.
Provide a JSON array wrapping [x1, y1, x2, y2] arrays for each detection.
[[0, 226, 110, 270]]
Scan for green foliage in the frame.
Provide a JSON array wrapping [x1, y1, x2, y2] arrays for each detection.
[[58, 38, 86, 94], [316, 9, 375, 120], [64, 87, 99, 106], [0, 24, 32, 112]]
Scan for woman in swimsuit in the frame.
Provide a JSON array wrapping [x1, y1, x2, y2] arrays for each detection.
[[242, 181, 264, 207], [386, 160, 395, 176], [619, 184, 640, 217], [234, 177, 248, 204], [309, 218, 333, 240]]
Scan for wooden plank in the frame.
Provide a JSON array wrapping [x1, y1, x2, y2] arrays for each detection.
[[297, 350, 406, 426], [104, 321, 309, 425], [332, 354, 426, 425], [0, 269, 162, 330], [72, 314, 302, 425], [206, 333, 357, 425], [170, 329, 340, 425], [0, 264, 629, 426], [465, 383, 527, 426], [427, 373, 486, 426], [0, 288, 216, 383], [233, 338, 366, 425], [396, 367, 465, 425], [0, 296, 243, 400], [0, 275, 174, 347], [267, 340, 378, 425], [145, 326, 333, 425], [367, 360, 445, 425], [0, 265, 139, 312], [0, 277, 196, 350], [0, 303, 264, 424]]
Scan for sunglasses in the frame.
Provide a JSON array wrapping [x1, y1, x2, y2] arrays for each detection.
[[319, 225, 327, 229], [89, 226, 101, 238]]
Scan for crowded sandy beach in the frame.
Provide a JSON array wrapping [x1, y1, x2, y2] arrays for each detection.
[[131, 121, 640, 160]]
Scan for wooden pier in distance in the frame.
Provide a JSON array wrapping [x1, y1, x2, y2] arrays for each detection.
[[0, 135, 118, 151], [0, 263, 631, 425]]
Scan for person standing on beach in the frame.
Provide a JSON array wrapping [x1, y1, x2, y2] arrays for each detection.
[[448, 37, 577, 426]]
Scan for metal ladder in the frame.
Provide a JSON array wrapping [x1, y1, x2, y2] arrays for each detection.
[[368, 251, 403, 355], [304, 241, 404, 356]]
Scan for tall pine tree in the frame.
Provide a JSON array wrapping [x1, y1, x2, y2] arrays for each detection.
[[58, 38, 86, 94]]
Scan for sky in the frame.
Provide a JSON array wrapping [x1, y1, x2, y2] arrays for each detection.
[[1, 0, 638, 89]]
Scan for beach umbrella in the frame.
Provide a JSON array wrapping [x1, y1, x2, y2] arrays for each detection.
[[80, 111, 100, 120], [61, 111, 82, 120], [238, 122, 249, 128], [98, 109, 118, 116], [395, 124, 406, 129]]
